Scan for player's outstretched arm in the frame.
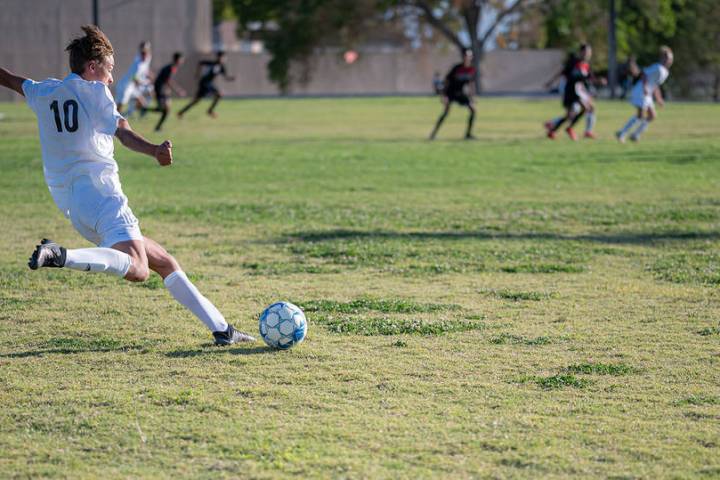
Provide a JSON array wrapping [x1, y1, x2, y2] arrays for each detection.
[[115, 119, 173, 166], [0, 67, 28, 96]]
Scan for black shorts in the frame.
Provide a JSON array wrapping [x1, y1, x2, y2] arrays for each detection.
[[562, 88, 579, 109], [155, 90, 169, 108], [446, 92, 471, 106], [197, 81, 219, 98]]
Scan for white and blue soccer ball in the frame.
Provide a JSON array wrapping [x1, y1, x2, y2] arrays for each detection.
[[259, 301, 307, 350]]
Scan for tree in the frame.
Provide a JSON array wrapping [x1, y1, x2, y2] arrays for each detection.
[[220, 0, 538, 93], [398, 0, 539, 92]]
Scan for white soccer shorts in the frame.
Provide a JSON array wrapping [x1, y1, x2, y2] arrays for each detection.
[[62, 172, 142, 248], [631, 90, 654, 110]]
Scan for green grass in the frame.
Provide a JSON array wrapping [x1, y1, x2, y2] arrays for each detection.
[[1, 96, 720, 478]]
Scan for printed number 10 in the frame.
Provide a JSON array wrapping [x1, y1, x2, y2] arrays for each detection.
[[50, 100, 79, 133]]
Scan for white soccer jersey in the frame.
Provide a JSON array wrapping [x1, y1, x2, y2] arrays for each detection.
[[22, 74, 123, 190], [630, 63, 669, 108]]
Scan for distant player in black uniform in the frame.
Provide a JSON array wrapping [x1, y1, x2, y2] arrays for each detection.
[[177, 51, 235, 119], [148, 52, 186, 131], [544, 44, 599, 140], [429, 49, 477, 140]]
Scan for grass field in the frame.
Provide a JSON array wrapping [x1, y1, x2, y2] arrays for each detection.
[[1, 96, 720, 478]]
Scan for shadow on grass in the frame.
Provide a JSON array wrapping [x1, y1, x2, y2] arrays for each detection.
[[0, 345, 145, 358], [282, 229, 720, 246], [166, 346, 275, 358]]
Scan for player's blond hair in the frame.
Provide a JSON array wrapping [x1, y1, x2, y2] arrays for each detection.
[[660, 46, 673, 61], [65, 25, 114, 74]]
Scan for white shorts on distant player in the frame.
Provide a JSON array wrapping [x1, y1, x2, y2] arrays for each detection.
[[630, 90, 654, 110], [116, 80, 140, 106]]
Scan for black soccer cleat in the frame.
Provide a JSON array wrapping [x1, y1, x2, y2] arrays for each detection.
[[28, 239, 66, 270], [213, 324, 256, 346]]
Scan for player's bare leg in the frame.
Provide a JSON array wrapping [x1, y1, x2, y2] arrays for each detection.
[[547, 106, 573, 139], [564, 106, 585, 141], [465, 103, 476, 140], [142, 236, 255, 344], [207, 92, 222, 118], [177, 96, 202, 118], [429, 97, 450, 140]]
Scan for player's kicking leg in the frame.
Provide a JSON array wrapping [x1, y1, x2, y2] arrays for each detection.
[[28, 238, 254, 345]]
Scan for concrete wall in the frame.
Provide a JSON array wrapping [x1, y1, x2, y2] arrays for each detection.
[[187, 48, 564, 97], [0, 0, 561, 100], [0, 0, 211, 101]]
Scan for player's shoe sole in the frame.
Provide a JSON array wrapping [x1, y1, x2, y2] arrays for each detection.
[[213, 324, 256, 345], [28, 239, 66, 270]]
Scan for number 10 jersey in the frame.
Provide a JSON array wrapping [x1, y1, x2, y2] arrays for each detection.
[[22, 73, 124, 191]]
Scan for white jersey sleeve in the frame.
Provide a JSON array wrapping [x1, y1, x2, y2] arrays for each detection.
[[90, 83, 124, 135], [22, 78, 47, 112]]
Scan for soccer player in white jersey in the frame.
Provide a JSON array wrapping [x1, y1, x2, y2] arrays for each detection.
[[0, 26, 254, 345], [616, 46, 674, 143], [115, 41, 152, 116]]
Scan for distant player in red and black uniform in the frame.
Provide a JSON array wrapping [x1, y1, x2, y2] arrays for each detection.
[[177, 51, 235, 119], [148, 52, 186, 131], [429, 49, 477, 141], [544, 44, 600, 140]]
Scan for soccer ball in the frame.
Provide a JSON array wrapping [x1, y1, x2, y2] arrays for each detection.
[[259, 301, 307, 350]]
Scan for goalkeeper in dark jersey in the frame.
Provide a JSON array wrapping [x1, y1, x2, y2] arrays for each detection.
[[148, 52, 186, 132], [177, 51, 235, 119], [429, 49, 477, 141]]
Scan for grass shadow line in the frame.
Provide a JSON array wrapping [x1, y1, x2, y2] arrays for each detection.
[[280, 228, 720, 246], [165, 346, 275, 358]]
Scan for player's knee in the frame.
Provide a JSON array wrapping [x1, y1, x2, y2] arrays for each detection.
[[126, 265, 150, 283]]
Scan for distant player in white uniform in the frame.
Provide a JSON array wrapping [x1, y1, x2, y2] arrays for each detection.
[[115, 41, 152, 116], [0, 26, 254, 345], [616, 46, 674, 143]]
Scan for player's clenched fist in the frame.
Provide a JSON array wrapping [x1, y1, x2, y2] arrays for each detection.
[[155, 140, 173, 166]]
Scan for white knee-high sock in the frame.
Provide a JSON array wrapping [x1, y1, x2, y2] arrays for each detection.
[[619, 116, 638, 136], [65, 248, 132, 277], [164, 270, 228, 333], [585, 111, 596, 133], [632, 119, 649, 138]]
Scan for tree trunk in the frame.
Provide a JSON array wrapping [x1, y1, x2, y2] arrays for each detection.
[[472, 42, 484, 94], [714, 71, 720, 102], [463, 6, 483, 94]]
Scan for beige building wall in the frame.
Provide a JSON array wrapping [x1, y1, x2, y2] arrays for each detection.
[[196, 48, 564, 97], [0, 0, 211, 102], [1, 0, 561, 100]]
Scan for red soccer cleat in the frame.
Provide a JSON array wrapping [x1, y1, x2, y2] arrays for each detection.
[[544, 121, 556, 139], [584, 131, 596, 139], [565, 127, 578, 141]]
